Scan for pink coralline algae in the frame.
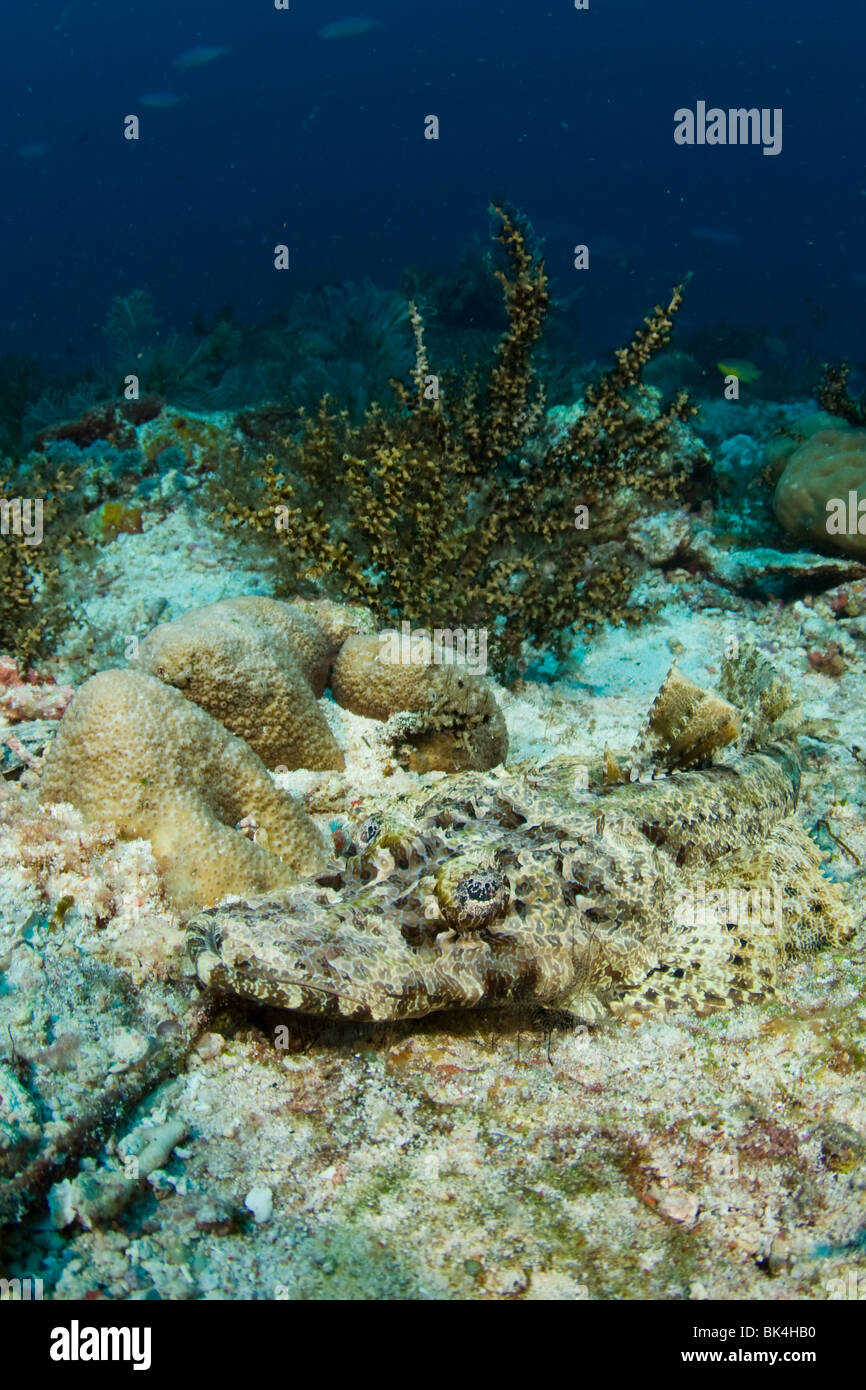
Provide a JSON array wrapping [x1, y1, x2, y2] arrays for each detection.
[[0, 658, 74, 722]]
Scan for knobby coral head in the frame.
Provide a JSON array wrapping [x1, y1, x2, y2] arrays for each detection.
[[38, 597, 509, 910]]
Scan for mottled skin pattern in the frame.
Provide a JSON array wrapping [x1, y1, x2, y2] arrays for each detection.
[[186, 740, 849, 1023]]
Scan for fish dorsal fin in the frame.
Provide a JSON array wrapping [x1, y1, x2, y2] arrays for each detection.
[[719, 639, 802, 752], [629, 664, 741, 777]]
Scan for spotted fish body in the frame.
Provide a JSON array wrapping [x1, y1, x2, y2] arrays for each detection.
[[186, 735, 848, 1024]]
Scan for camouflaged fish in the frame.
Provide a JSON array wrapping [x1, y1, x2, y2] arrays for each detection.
[[186, 643, 851, 1022]]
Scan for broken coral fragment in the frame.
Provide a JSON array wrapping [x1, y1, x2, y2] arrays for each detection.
[[0, 657, 74, 722], [38, 668, 327, 910]]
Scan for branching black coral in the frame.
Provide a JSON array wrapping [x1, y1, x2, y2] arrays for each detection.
[[219, 204, 701, 678], [0, 461, 88, 667], [817, 362, 866, 426]]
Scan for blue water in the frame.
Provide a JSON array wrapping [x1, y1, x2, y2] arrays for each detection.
[[2, 0, 864, 378]]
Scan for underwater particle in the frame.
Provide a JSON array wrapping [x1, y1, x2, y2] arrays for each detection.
[[435, 855, 510, 932], [716, 359, 762, 383], [319, 17, 382, 39], [244, 1185, 274, 1223], [139, 92, 186, 109], [171, 44, 229, 70], [689, 226, 743, 246]]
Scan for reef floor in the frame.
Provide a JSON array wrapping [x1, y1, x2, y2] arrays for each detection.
[[1, 404, 865, 1301]]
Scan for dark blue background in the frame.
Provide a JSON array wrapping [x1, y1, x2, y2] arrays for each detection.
[[2, 0, 864, 371]]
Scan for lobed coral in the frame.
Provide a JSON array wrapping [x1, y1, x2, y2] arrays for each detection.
[[135, 597, 346, 771], [774, 428, 866, 559], [38, 667, 328, 911], [38, 597, 509, 908]]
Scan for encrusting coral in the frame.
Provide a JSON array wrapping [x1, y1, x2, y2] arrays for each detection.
[[218, 204, 705, 678], [816, 361, 866, 427], [38, 668, 329, 911], [135, 596, 346, 771]]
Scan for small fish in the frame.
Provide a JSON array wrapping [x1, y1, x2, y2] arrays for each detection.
[[690, 226, 743, 246], [319, 16, 382, 39], [171, 44, 229, 71], [717, 359, 762, 383], [17, 141, 49, 159], [763, 334, 789, 358], [140, 91, 186, 109]]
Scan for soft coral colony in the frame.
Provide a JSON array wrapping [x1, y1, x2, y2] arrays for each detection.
[[219, 204, 707, 677]]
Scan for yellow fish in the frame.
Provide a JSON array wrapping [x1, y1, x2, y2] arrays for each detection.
[[717, 359, 762, 383]]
